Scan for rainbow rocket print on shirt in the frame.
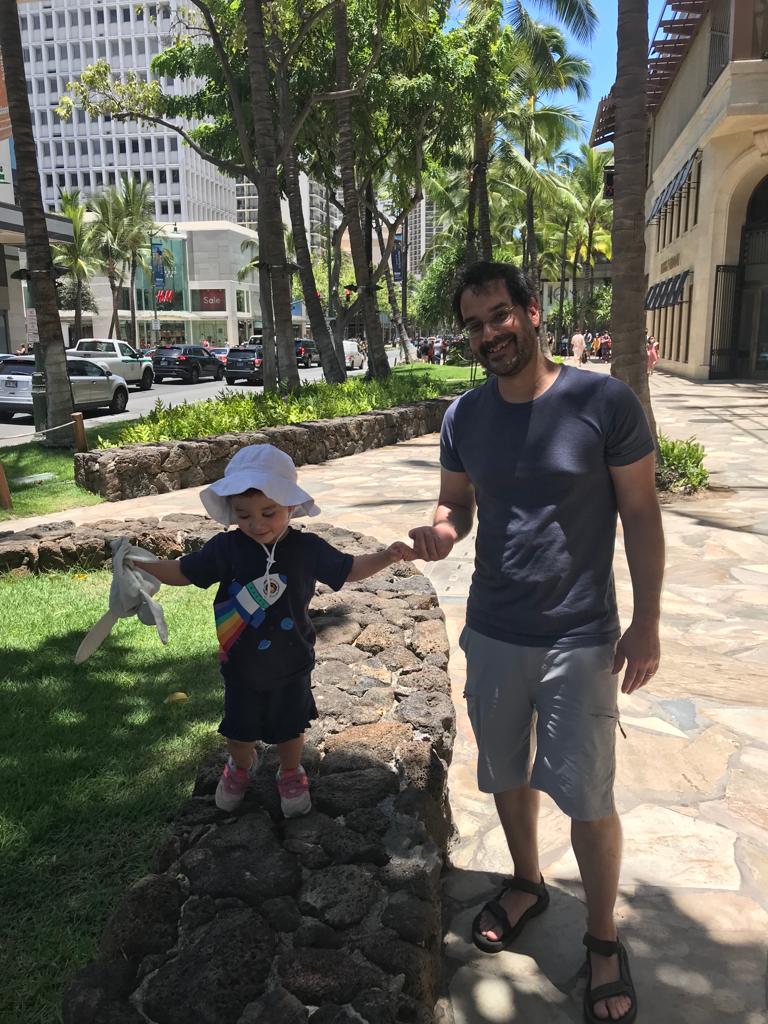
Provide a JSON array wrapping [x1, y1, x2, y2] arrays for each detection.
[[213, 574, 287, 661]]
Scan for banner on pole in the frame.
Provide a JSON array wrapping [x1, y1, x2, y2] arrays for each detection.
[[151, 242, 166, 288], [391, 235, 402, 283]]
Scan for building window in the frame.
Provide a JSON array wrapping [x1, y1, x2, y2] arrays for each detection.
[[95, 171, 104, 186], [173, 200, 181, 215], [83, 10, 91, 26], [123, 7, 131, 21], [67, 141, 76, 157], [83, 172, 92, 188], [44, 14, 53, 30], [131, 139, 139, 154], [160, 201, 169, 215], [158, 169, 167, 184], [169, 137, 178, 152], [56, 12, 66, 29], [105, 140, 113, 155], [109, 8, 118, 23], [118, 140, 127, 154], [171, 169, 179, 184], [109, 40, 119, 58], [32, 15, 40, 30], [70, 11, 79, 28], [20, 15, 27, 30], [96, 9, 105, 24], [45, 174, 54, 188]]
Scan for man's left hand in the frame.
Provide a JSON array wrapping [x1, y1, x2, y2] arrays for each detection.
[[613, 620, 660, 694]]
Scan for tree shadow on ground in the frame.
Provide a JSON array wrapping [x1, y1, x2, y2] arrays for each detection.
[[442, 868, 766, 1023]]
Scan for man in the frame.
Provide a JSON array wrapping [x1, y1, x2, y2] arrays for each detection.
[[409, 262, 663, 1024], [571, 327, 586, 366]]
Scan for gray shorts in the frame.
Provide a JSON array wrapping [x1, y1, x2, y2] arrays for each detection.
[[460, 626, 620, 821]]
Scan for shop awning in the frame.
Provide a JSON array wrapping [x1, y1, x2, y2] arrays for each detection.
[[647, 153, 698, 223], [645, 270, 690, 310]]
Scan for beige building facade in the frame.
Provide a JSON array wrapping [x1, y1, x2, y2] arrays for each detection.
[[594, 0, 768, 380]]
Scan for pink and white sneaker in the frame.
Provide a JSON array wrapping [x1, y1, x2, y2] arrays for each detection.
[[215, 754, 259, 812], [276, 765, 311, 818]]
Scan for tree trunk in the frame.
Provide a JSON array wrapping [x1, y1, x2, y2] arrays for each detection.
[[585, 222, 595, 316], [474, 119, 492, 261], [571, 241, 582, 333], [466, 164, 478, 267], [373, 205, 411, 362], [558, 215, 570, 338], [107, 273, 120, 338], [0, 2, 73, 442], [612, 0, 656, 436], [284, 147, 345, 383], [257, 206, 277, 391], [74, 278, 83, 344], [243, 0, 299, 389], [334, 1, 389, 379], [129, 257, 138, 347]]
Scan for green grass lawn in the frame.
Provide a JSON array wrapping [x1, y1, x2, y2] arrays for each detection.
[[0, 569, 223, 1024], [0, 420, 130, 523]]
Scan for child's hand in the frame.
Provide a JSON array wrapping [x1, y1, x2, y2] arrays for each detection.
[[387, 541, 417, 563]]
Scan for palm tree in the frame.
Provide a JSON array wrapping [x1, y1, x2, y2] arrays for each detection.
[[89, 187, 130, 338], [118, 176, 155, 348], [572, 142, 614, 306], [52, 189, 101, 344], [0, 6, 73, 440], [612, 0, 655, 432]]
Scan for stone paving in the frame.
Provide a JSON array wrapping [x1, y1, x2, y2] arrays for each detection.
[[4, 366, 768, 1023]]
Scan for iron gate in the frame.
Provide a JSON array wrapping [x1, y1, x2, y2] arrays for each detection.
[[709, 265, 743, 379]]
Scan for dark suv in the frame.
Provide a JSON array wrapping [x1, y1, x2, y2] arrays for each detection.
[[226, 345, 264, 385], [152, 346, 226, 384], [295, 339, 320, 368]]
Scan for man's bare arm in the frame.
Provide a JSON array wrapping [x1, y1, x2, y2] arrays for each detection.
[[409, 468, 476, 561], [610, 452, 665, 693]]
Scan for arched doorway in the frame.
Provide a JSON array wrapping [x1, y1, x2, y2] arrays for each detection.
[[738, 176, 768, 378]]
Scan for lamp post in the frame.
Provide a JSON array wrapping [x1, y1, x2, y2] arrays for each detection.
[[149, 227, 159, 349]]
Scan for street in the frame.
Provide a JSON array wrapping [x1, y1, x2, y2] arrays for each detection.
[[0, 362, 372, 448]]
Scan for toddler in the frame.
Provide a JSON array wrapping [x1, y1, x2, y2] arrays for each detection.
[[140, 444, 414, 817]]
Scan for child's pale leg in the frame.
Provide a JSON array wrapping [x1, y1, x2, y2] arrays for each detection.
[[227, 738, 257, 771], [276, 734, 304, 773]]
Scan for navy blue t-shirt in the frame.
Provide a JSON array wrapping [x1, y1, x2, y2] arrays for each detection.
[[441, 366, 654, 647], [180, 527, 353, 689]]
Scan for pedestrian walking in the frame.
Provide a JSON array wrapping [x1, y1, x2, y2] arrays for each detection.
[[139, 444, 414, 818], [646, 337, 659, 375], [571, 328, 586, 366], [433, 337, 444, 364], [409, 261, 663, 1024]]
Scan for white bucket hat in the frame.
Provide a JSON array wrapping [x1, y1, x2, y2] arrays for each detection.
[[200, 444, 320, 526]]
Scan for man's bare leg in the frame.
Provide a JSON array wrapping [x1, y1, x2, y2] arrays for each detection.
[[477, 784, 542, 939], [571, 813, 632, 1021]]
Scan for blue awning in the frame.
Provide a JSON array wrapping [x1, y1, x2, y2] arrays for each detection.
[[647, 153, 698, 224], [645, 270, 690, 310]]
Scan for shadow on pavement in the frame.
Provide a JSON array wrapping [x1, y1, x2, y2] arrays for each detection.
[[443, 868, 765, 1023]]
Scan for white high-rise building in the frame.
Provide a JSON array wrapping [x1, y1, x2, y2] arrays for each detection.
[[238, 175, 342, 259], [17, 0, 236, 223], [406, 198, 437, 279]]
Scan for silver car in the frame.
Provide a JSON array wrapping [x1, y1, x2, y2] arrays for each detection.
[[0, 355, 130, 421]]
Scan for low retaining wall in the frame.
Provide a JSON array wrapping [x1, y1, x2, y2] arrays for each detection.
[[74, 398, 453, 502], [19, 517, 456, 1024]]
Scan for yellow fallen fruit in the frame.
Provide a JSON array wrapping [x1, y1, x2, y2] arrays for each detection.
[[165, 692, 188, 703]]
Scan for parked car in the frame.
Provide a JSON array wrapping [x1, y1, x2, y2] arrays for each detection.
[[0, 355, 129, 421], [225, 345, 263, 385], [152, 345, 226, 384], [209, 346, 230, 365], [342, 339, 366, 370], [295, 339, 321, 368], [71, 338, 154, 390]]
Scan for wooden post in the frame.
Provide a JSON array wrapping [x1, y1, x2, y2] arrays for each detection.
[[0, 461, 12, 510], [71, 412, 88, 453]]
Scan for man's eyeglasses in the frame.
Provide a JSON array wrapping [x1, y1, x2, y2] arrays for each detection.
[[464, 306, 518, 341]]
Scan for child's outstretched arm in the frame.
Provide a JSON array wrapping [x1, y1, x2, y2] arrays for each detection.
[[346, 542, 415, 583], [134, 558, 192, 587]]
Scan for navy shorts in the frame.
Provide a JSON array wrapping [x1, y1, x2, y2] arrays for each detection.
[[219, 674, 318, 744]]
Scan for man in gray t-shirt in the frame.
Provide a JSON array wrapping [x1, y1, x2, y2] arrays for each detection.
[[410, 262, 664, 1024]]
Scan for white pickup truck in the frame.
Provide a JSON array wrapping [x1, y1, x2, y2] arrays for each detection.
[[71, 339, 154, 390]]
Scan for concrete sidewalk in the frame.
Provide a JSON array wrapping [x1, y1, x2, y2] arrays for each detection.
[[4, 368, 768, 1023]]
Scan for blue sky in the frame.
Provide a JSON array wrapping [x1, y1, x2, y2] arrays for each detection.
[[561, 0, 668, 135]]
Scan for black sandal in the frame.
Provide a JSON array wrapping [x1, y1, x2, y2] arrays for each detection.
[[583, 932, 637, 1024], [471, 875, 550, 953]]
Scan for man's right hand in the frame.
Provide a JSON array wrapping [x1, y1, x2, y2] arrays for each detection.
[[408, 523, 456, 561]]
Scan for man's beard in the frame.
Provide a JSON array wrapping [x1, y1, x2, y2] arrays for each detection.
[[474, 325, 536, 377]]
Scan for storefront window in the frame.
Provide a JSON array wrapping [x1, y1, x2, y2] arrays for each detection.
[[236, 290, 249, 313], [191, 288, 226, 312], [191, 320, 228, 346]]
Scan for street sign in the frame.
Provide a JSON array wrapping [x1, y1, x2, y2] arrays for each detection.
[[26, 308, 39, 347], [151, 319, 160, 332]]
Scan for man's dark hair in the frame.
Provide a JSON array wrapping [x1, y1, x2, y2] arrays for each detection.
[[452, 262, 537, 326]]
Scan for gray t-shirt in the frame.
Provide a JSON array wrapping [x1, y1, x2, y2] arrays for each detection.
[[440, 366, 654, 647]]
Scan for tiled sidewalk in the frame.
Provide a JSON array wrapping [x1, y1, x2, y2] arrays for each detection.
[[4, 368, 768, 1023]]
